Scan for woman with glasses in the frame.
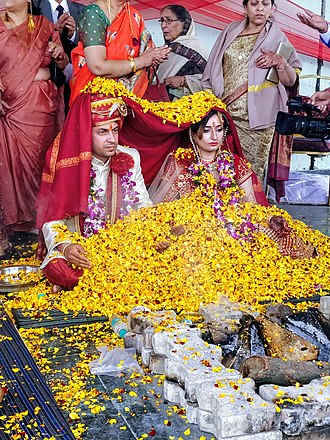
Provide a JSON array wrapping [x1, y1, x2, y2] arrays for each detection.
[[157, 5, 209, 101], [69, 0, 171, 103]]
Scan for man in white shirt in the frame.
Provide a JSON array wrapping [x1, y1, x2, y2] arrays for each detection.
[[37, 94, 152, 291], [35, 0, 82, 45], [297, 9, 330, 109]]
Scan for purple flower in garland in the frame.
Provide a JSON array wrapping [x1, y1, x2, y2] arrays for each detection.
[[120, 170, 140, 217], [83, 153, 141, 237], [84, 188, 107, 238], [83, 167, 107, 237], [188, 150, 257, 242]]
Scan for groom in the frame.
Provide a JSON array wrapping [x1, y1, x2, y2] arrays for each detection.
[[37, 93, 152, 290]]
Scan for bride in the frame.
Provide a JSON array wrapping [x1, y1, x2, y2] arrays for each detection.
[[149, 108, 316, 260]]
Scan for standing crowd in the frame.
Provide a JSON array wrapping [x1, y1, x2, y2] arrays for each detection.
[[0, 0, 323, 284]]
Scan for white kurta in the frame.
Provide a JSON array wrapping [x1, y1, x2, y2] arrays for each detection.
[[41, 146, 152, 268]]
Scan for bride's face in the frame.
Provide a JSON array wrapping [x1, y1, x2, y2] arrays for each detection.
[[193, 114, 225, 156]]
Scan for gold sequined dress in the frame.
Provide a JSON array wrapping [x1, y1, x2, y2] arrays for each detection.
[[223, 34, 275, 181]]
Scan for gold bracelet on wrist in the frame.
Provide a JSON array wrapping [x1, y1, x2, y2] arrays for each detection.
[[60, 242, 71, 257], [266, 215, 274, 226], [129, 57, 137, 73], [276, 58, 289, 72]]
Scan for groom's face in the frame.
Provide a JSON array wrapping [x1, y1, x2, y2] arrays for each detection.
[[92, 121, 119, 163]]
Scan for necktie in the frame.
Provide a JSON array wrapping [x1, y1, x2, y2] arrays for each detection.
[[56, 4, 64, 19]]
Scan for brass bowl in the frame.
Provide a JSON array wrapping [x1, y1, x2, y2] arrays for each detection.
[[0, 265, 42, 293]]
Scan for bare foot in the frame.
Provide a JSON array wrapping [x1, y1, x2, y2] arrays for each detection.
[[52, 284, 62, 293], [170, 224, 186, 236], [155, 241, 171, 253]]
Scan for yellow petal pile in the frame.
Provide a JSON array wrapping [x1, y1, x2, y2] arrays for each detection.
[[83, 77, 226, 126], [6, 190, 330, 318]]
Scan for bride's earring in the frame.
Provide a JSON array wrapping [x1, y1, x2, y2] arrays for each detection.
[[217, 126, 228, 153], [222, 127, 228, 146], [189, 127, 201, 162]]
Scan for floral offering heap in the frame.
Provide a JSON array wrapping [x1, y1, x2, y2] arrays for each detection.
[[5, 78, 330, 319]]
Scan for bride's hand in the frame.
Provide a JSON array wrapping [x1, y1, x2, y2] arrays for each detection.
[[155, 241, 171, 253]]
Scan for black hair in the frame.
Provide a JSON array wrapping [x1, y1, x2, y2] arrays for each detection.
[[191, 110, 228, 139], [242, 0, 275, 5], [31, 0, 41, 15], [161, 5, 192, 36]]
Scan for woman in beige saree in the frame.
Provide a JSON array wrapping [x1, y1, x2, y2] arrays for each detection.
[[0, 0, 68, 256], [201, 0, 302, 183]]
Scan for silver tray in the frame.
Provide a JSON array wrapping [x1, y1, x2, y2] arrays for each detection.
[[0, 265, 42, 293]]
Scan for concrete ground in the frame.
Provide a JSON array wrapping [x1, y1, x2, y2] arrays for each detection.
[[278, 204, 330, 237]]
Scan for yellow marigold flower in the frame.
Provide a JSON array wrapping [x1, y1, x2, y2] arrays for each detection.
[[82, 77, 226, 126]]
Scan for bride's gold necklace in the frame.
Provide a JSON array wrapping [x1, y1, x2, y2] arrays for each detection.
[[201, 156, 218, 171], [201, 157, 216, 163]]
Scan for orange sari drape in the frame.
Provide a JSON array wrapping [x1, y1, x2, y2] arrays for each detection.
[[70, 3, 152, 103]]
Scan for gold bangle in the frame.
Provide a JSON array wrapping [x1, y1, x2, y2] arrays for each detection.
[[60, 242, 71, 257], [129, 58, 137, 73], [276, 60, 289, 72]]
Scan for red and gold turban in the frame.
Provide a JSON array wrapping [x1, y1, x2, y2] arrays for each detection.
[[90, 94, 128, 127]]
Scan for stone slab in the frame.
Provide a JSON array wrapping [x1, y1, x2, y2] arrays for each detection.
[[260, 379, 330, 436], [212, 383, 279, 438]]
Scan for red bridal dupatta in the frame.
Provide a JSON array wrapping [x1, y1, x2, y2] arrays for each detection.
[[70, 3, 152, 104], [37, 91, 268, 231], [118, 97, 268, 206], [0, 15, 59, 229]]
